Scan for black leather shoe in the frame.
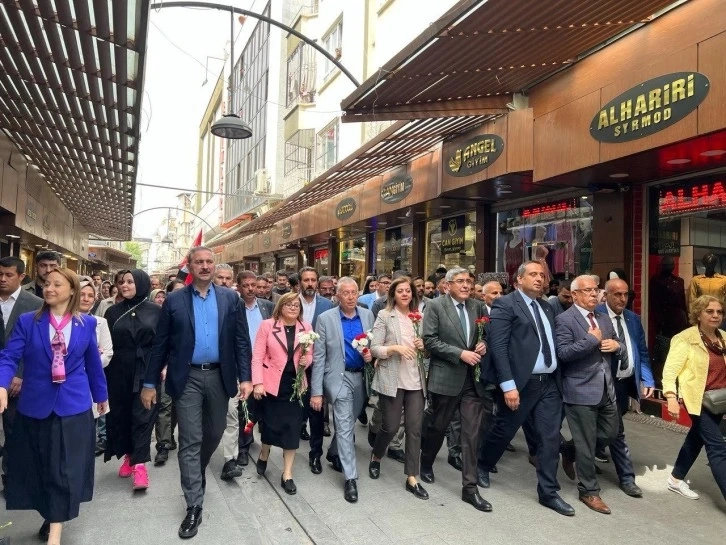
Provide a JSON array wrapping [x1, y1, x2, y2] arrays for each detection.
[[505, 443, 516, 452], [236, 451, 249, 466], [154, 448, 169, 466], [357, 409, 368, 425], [169, 438, 178, 450], [420, 466, 435, 484], [595, 451, 609, 464], [256, 457, 267, 475], [281, 477, 297, 495], [406, 481, 429, 500], [323, 423, 331, 437], [38, 520, 50, 540], [367, 429, 377, 448], [300, 426, 310, 441], [95, 439, 106, 457], [221, 459, 243, 480], [447, 455, 463, 471], [490, 464, 498, 473], [620, 481, 643, 497], [477, 468, 490, 488], [387, 448, 405, 463], [539, 495, 575, 516], [309, 456, 322, 474], [369, 458, 381, 479], [326, 453, 343, 472], [179, 506, 203, 539], [344, 479, 358, 503], [462, 490, 492, 512]]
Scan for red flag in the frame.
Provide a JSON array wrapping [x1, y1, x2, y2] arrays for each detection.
[[177, 229, 203, 285]]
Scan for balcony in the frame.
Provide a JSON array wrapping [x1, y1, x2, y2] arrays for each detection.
[[284, 0, 319, 27]]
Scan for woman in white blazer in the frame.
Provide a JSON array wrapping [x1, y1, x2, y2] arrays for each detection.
[[79, 277, 113, 419]]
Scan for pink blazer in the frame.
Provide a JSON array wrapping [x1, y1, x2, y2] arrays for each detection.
[[251, 319, 313, 397]]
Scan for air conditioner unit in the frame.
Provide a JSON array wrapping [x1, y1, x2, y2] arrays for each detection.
[[254, 168, 270, 194]]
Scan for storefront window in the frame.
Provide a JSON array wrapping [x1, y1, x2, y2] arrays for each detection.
[[496, 197, 593, 285], [375, 225, 412, 275], [278, 254, 298, 273], [339, 237, 366, 287], [647, 180, 726, 386], [313, 247, 329, 276], [261, 259, 276, 275], [425, 212, 476, 278]]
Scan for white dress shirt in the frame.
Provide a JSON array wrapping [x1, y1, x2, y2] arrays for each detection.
[[300, 294, 316, 325], [606, 304, 634, 378], [0, 286, 21, 325]]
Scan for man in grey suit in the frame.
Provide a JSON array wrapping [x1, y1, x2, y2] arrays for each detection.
[[420, 267, 491, 512], [310, 277, 374, 503], [555, 274, 621, 515], [0, 256, 43, 491]]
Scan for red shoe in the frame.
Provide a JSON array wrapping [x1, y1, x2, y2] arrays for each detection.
[[118, 455, 132, 478], [132, 464, 149, 490]]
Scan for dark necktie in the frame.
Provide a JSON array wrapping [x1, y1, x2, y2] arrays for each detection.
[[615, 315, 629, 371], [587, 312, 598, 329], [457, 303, 468, 344], [0, 310, 5, 350], [530, 301, 552, 367]]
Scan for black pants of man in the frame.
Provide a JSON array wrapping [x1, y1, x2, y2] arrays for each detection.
[[1, 397, 18, 478], [421, 371, 486, 494], [606, 376, 638, 485], [479, 374, 563, 501], [304, 369, 325, 461], [564, 385, 618, 498]]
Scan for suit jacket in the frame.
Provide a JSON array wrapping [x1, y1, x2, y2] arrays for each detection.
[[370, 308, 427, 398], [146, 284, 252, 399], [251, 319, 312, 397], [422, 295, 488, 397], [3, 290, 43, 378], [21, 281, 43, 298], [547, 296, 567, 318], [311, 307, 374, 402], [555, 305, 623, 405], [309, 294, 334, 329], [254, 297, 274, 320], [0, 312, 108, 418], [595, 303, 655, 398], [488, 291, 561, 392]]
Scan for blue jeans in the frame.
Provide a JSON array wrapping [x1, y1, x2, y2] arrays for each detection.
[[672, 408, 726, 500]]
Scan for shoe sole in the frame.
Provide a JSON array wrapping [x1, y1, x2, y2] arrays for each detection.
[[668, 485, 699, 500], [179, 519, 201, 539], [133, 484, 149, 491]]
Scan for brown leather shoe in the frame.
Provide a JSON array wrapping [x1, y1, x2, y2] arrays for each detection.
[[580, 495, 611, 514], [561, 453, 576, 481]]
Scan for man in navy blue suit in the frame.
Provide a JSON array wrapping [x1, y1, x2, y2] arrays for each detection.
[[596, 278, 654, 498], [142, 246, 252, 539]]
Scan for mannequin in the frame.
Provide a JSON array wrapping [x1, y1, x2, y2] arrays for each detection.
[[688, 253, 726, 306]]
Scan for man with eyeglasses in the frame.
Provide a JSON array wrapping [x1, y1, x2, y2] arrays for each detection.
[[317, 276, 335, 301], [420, 267, 491, 512], [359, 274, 390, 312], [555, 274, 622, 515]]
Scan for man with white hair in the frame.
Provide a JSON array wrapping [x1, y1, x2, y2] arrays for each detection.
[[482, 281, 503, 314]]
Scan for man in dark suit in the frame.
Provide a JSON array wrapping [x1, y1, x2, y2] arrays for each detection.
[[595, 278, 654, 498], [0, 256, 43, 493], [556, 275, 621, 515], [142, 246, 252, 539], [420, 267, 491, 512], [478, 261, 573, 515]]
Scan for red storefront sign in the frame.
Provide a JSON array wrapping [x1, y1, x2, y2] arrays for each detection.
[[659, 181, 726, 217]]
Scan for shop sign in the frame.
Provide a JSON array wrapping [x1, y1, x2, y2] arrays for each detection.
[[445, 134, 504, 177], [659, 181, 726, 217], [336, 198, 356, 221], [591, 72, 709, 143], [263, 235, 271, 249], [649, 219, 681, 256], [314, 248, 329, 261], [381, 174, 413, 204], [521, 199, 577, 218], [25, 206, 37, 226], [281, 223, 292, 239], [440, 215, 465, 254]]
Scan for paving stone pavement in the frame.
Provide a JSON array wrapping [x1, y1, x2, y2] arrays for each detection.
[[1, 411, 726, 544]]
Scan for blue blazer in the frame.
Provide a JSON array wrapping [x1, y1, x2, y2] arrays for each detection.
[[146, 284, 252, 400], [0, 312, 108, 419], [310, 294, 334, 329], [595, 304, 655, 398]]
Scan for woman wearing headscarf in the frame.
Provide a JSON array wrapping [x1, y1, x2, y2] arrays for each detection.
[[149, 289, 166, 306], [103, 270, 161, 491]]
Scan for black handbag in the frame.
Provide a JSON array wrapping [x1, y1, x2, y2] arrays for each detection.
[[702, 388, 726, 415]]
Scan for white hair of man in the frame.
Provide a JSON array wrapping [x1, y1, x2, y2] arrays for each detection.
[[336, 276, 359, 294], [215, 263, 233, 272], [483, 281, 501, 294], [570, 275, 597, 291], [445, 266, 468, 282]]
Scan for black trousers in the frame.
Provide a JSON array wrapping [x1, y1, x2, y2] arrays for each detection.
[[303, 369, 325, 459], [1, 396, 18, 476], [421, 371, 486, 494], [606, 377, 638, 484], [479, 374, 563, 501], [564, 385, 618, 497]]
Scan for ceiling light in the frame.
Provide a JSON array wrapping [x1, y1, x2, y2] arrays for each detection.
[[667, 158, 691, 165], [701, 149, 726, 157], [415, 211, 427, 215], [581, 196, 588, 200], [5, 234, 20, 239], [609, 173, 629, 179], [440, 205, 452, 209], [378, 221, 388, 225]]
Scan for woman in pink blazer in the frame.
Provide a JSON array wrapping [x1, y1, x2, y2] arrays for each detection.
[[251, 292, 313, 495]]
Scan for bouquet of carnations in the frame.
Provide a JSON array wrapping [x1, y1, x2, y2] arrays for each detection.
[[407, 311, 425, 367], [474, 316, 490, 382], [290, 331, 320, 406], [353, 331, 375, 395]]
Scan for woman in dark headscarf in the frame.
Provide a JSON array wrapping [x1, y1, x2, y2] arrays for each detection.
[[103, 269, 161, 492]]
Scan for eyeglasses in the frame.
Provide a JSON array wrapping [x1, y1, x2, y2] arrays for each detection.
[[574, 288, 599, 294], [450, 279, 473, 285], [283, 302, 301, 309]]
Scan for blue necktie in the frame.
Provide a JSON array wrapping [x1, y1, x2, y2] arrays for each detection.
[[531, 301, 552, 367], [457, 303, 468, 344]]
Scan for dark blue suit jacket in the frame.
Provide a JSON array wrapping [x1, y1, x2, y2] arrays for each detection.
[[146, 284, 252, 399], [0, 312, 107, 418], [595, 304, 655, 398], [310, 294, 333, 329]]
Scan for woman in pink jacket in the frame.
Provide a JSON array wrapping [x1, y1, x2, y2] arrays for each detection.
[[251, 292, 313, 495]]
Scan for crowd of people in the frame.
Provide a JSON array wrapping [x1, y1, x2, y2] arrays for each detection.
[[0, 248, 724, 543]]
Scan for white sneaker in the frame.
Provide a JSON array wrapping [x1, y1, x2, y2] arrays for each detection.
[[668, 476, 700, 499]]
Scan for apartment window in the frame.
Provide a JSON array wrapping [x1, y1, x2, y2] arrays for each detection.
[[284, 129, 314, 195], [286, 43, 317, 107], [322, 19, 343, 78], [316, 119, 339, 173]]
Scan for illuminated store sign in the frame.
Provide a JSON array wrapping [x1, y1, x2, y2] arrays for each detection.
[[659, 181, 726, 216], [521, 199, 577, 218], [336, 198, 357, 221], [444, 134, 504, 177]]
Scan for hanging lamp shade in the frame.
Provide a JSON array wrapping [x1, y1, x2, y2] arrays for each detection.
[[210, 114, 252, 139]]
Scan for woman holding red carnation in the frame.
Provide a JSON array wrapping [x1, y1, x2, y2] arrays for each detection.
[[369, 277, 428, 499]]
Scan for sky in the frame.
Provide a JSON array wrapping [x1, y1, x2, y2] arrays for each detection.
[[132, 2, 243, 239]]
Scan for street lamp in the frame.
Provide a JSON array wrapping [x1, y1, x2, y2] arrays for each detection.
[[210, 6, 251, 140]]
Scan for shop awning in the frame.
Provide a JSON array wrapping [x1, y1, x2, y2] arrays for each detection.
[[211, 114, 500, 243], [0, 0, 150, 239], [341, 0, 687, 121]]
